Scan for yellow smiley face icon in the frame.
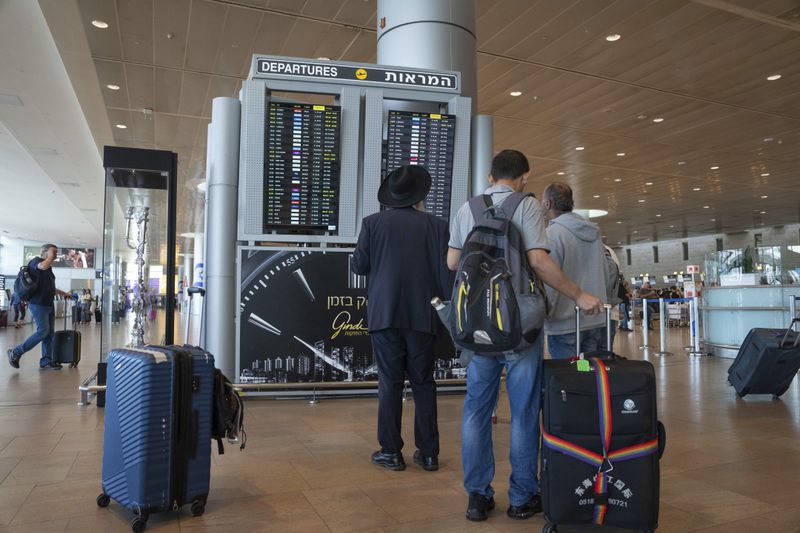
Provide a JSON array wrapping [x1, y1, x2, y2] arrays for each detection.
[[355, 68, 368, 80]]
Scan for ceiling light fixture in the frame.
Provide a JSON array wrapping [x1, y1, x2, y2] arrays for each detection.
[[760, 210, 767, 214], [711, 218, 716, 222], [677, 161, 686, 165], [638, 199, 645, 203], [557, 171, 565, 175], [509, 90, 523, 97], [693, 187, 701, 191], [613, 178, 622, 182], [656, 214, 661, 217], [669, 225, 675, 228], [616, 221, 622, 224], [616, 152, 626, 157], [764, 137, 774, 142], [575, 146, 585, 151], [645, 181, 653, 186], [766, 74, 782, 81], [703, 205, 710, 209], [605, 33, 621, 42], [115, 124, 127, 129], [593, 194, 600, 198], [91, 20, 109, 28], [710, 166, 719, 170], [760, 172, 770, 177], [106, 84, 120, 91], [761, 195, 768, 199], [652, 117, 664, 123]]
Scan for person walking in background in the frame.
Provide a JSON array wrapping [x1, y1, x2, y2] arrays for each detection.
[[638, 282, 658, 330], [82, 289, 93, 324], [7, 244, 73, 369], [351, 165, 452, 473], [541, 182, 609, 359], [448, 151, 603, 522], [11, 292, 26, 328]]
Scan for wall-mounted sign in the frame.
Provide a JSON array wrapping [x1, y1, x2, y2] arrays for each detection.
[[252, 56, 460, 92], [23, 246, 95, 269], [686, 265, 700, 274]]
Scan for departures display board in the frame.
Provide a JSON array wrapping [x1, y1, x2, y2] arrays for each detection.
[[385, 110, 456, 220], [263, 102, 341, 232]]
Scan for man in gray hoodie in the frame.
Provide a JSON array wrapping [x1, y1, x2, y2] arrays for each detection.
[[542, 183, 608, 358]]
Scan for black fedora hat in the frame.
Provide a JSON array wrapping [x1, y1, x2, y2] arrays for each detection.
[[378, 165, 431, 208]]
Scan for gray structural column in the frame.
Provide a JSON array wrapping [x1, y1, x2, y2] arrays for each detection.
[[377, 0, 490, 197], [205, 97, 241, 378]]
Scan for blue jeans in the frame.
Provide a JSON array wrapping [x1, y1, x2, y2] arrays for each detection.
[[461, 333, 543, 506], [547, 326, 605, 359], [12, 304, 55, 366]]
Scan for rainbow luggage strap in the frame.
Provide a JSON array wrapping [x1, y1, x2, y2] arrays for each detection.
[[541, 358, 659, 525]]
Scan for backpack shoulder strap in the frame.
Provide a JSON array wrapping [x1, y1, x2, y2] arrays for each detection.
[[497, 192, 532, 220], [468, 194, 493, 222]]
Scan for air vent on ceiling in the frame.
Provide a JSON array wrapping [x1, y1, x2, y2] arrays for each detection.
[[57, 182, 81, 188], [0, 94, 23, 106], [29, 148, 58, 156]]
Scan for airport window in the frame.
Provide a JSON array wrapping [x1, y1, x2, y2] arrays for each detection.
[[626, 248, 631, 266], [716, 238, 723, 252], [652, 245, 659, 263], [682, 242, 689, 261]]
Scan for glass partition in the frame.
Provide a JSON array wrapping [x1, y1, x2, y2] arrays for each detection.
[[705, 245, 800, 287]]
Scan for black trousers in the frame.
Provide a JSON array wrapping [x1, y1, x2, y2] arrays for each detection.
[[371, 328, 439, 457]]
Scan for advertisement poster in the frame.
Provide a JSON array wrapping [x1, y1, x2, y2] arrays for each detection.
[[238, 248, 460, 384], [23, 246, 95, 269]]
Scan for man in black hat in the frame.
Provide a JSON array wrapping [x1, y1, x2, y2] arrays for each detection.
[[351, 165, 452, 472]]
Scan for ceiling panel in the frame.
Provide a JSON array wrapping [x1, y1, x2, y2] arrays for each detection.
[[154, 67, 182, 114], [117, 0, 154, 64], [184, 0, 227, 72], [213, 6, 262, 77], [154, 0, 191, 68]]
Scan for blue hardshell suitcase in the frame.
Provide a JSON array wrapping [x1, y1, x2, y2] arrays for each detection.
[[98, 345, 214, 532]]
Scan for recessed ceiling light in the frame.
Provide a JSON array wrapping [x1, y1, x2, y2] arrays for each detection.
[[575, 146, 585, 151], [677, 161, 686, 165], [115, 124, 127, 129], [760, 210, 767, 214], [605, 33, 621, 42], [669, 225, 675, 228], [703, 205, 710, 209], [91, 20, 109, 29], [766, 74, 782, 81], [616, 221, 622, 224], [613, 178, 622, 182], [509, 90, 523, 97], [106, 84, 120, 91], [652, 117, 664, 123], [709, 166, 719, 170], [656, 214, 661, 217], [760, 172, 770, 177], [557, 171, 565, 175], [761, 195, 768, 199], [693, 187, 701, 191], [710, 218, 716, 221], [593, 194, 600, 198], [317, 57, 330, 61], [638, 199, 645, 203], [616, 152, 626, 157], [645, 181, 653, 186], [763, 137, 774, 142]]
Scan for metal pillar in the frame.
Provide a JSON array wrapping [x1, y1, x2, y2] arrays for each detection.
[[471, 114, 493, 197], [654, 298, 673, 357], [205, 97, 241, 379]]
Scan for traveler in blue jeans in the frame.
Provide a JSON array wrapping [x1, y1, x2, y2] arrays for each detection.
[[448, 150, 603, 522], [7, 244, 72, 370]]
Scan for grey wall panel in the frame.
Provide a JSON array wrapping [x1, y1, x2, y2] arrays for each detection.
[[361, 89, 385, 222], [238, 80, 265, 240], [449, 95, 472, 215], [338, 87, 361, 239]]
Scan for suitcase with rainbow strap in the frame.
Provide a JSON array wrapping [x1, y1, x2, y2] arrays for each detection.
[[540, 357, 665, 533]]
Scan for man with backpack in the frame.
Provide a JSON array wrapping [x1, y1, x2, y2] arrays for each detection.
[[447, 150, 603, 522], [7, 244, 73, 369], [541, 182, 611, 358]]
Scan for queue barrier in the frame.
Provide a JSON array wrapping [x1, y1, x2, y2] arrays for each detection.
[[632, 297, 703, 357]]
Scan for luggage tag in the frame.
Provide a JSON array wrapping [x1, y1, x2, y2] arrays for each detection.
[[576, 359, 591, 372]]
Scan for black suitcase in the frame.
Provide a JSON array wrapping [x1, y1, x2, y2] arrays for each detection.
[[53, 307, 81, 367], [540, 307, 664, 533], [728, 318, 800, 398], [95, 309, 102, 323]]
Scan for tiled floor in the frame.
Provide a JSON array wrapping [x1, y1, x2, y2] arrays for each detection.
[[1, 317, 799, 532]]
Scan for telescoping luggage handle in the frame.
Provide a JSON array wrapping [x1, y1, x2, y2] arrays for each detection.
[[574, 304, 614, 359], [779, 317, 800, 349], [184, 287, 206, 347]]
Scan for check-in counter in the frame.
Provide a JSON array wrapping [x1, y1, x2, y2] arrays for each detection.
[[702, 286, 800, 358]]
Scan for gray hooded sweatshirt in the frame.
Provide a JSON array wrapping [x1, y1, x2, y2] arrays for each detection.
[[544, 212, 608, 335]]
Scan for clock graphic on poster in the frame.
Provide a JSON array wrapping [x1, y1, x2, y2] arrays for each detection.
[[238, 249, 374, 384]]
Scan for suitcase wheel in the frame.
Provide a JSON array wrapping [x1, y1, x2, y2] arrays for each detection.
[[69, 362, 78, 369], [191, 499, 205, 517], [542, 524, 557, 533], [96, 493, 110, 508], [131, 516, 147, 533]]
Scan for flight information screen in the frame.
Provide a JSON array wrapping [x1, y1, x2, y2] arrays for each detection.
[[385, 110, 456, 220], [263, 102, 340, 232]]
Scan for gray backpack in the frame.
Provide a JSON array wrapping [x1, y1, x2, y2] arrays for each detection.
[[449, 192, 547, 355]]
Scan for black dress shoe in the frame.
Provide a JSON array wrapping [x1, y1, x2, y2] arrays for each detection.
[[507, 494, 542, 520], [370, 450, 405, 471], [465, 493, 495, 522], [413, 450, 438, 471]]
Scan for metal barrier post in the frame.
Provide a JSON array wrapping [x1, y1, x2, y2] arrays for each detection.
[[605, 304, 612, 351], [639, 299, 649, 350], [654, 298, 673, 356], [791, 295, 797, 320], [687, 296, 704, 356]]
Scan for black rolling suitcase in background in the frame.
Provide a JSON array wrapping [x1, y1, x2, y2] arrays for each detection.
[[53, 305, 81, 367], [728, 317, 800, 398], [540, 307, 665, 533]]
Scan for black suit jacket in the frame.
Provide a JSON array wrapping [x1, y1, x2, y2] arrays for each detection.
[[351, 207, 452, 334]]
